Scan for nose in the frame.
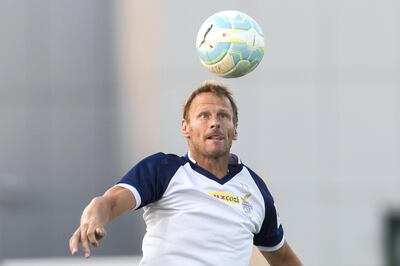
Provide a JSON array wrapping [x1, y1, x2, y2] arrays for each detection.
[[210, 116, 221, 129]]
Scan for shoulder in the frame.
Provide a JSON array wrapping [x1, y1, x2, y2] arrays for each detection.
[[246, 165, 285, 249], [243, 165, 270, 192], [135, 152, 190, 183], [117, 152, 189, 208], [137, 152, 187, 169], [120, 152, 188, 183], [243, 165, 275, 214]]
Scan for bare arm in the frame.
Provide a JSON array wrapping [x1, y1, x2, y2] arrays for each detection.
[[69, 185, 136, 257], [261, 240, 303, 266]]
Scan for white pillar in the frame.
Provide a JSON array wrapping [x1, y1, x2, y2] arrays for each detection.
[[114, 1, 163, 164]]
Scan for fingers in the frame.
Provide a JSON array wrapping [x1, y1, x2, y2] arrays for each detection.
[[69, 225, 106, 258], [87, 224, 99, 248], [87, 226, 107, 248], [95, 227, 107, 240], [69, 229, 80, 255], [79, 224, 91, 258]]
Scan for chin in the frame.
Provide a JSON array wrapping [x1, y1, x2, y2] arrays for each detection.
[[206, 148, 229, 158]]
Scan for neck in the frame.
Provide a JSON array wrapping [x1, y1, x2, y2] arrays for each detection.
[[189, 150, 230, 179]]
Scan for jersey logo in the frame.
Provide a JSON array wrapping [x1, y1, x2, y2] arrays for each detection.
[[240, 183, 254, 217], [241, 193, 251, 204], [208, 191, 240, 205], [241, 192, 253, 216]]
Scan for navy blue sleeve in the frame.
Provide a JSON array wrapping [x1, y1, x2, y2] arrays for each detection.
[[117, 152, 183, 209], [247, 167, 285, 250]]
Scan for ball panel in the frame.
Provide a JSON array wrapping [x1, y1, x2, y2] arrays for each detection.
[[198, 42, 231, 65], [222, 60, 252, 78], [205, 54, 236, 76], [247, 48, 264, 66], [229, 43, 250, 62], [230, 14, 253, 30], [251, 20, 264, 37], [210, 15, 232, 29]]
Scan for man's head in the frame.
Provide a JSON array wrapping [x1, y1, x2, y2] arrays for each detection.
[[182, 80, 238, 127], [181, 80, 238, 159]]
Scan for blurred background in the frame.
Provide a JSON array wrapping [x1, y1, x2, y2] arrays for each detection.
[[0, 0, 399, 265]]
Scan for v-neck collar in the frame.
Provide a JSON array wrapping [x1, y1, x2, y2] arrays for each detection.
[[185, 152, 243, 185]]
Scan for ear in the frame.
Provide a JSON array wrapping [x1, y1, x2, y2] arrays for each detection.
[[181, 119, 190, 139], [233, 127, 238, 140]]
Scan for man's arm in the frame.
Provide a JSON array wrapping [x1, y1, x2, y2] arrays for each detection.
[[69, 185, 136, 258], [261, 240, 303, 266]]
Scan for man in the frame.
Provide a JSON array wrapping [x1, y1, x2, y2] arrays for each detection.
[[69, 80, 303, 266]]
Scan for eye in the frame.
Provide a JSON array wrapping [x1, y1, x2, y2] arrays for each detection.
[[198, 112, 210, 119], [219, 112, 231, 120]]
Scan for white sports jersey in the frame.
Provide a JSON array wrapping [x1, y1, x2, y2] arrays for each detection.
[[117, 152, 284, 266]]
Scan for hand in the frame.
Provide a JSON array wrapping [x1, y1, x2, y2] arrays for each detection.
[[68, 187, 135, 257], [69, 223, 107, 258]]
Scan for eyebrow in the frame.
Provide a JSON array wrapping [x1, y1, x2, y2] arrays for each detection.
[[195, 105, 231, 112]]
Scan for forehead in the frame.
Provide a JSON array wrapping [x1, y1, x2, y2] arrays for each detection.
[[190, 92, 232, 113]]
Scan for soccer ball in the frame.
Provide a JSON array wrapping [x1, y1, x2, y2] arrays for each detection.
[[196, 10, 265, 78]]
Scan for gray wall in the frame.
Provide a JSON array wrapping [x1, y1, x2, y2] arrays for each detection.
[[0, 0, 144, 259], [1, 0, 400, 265]]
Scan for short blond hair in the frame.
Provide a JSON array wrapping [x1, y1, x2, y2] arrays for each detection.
[[183, 80, 238, 127]]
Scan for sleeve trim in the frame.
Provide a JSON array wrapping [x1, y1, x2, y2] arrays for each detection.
[[256, 236, 285, 252], [115, 183, 142, 210]]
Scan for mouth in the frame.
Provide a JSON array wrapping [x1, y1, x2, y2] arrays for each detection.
[[205, 133, 225, 141]]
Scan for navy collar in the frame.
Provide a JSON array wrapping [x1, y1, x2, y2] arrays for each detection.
[[184, 153, 243, 185]]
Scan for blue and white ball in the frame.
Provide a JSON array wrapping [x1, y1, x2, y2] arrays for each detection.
[[196, 10, 265, 78]]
